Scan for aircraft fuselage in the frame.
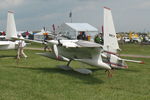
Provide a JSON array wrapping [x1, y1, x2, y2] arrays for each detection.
[[0, 41, 19, 50]]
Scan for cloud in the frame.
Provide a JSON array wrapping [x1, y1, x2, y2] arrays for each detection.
[[73, 2, 97, 13], [0, 0, 24, 9], [0, 0, 150, 32]]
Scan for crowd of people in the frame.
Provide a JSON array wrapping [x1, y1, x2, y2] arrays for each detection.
[[94, 34, 103, 44], [77, 32, 88, 40], [77, 31, 104, 44], [77, 31, 103, 44]]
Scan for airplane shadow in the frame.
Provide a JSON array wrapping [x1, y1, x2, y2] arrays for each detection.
[[14, 66, 104, 84]]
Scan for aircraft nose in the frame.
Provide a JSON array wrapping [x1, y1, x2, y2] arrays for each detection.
[[99, 62, 111, 70]]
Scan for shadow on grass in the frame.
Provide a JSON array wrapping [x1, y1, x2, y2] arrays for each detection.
[[0, 55, 16, 58], [14, 66, 104, 84]]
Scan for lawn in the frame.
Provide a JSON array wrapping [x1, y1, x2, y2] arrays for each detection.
[[0, 44, 150, 100], [26, 42, 45, 48], [120, 43, 150, 55]]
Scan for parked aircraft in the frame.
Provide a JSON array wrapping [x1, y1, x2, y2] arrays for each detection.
[[0, 11, 27, 59], [35, 7, 144, 76]]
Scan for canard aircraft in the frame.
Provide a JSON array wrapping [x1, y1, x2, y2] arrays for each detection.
[[0, 11, 27, 59], [36, 7, 144, 76]]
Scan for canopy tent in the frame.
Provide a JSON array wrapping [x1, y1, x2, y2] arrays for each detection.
[[58, 23, 98, 41]]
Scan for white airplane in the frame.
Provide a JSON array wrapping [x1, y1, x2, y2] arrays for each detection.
[[0, 11, 26, 59], [0, 11, 19, 50], [36, 7, 144, 76]]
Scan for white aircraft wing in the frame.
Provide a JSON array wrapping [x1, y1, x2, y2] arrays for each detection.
[[75, 40, 101, 47], [0, 36, 6, 38], [48, 40, 102, 47], [123, 58, 144, 64], [0, 41, 10, 46], [55, 40, 103, 59], [59, 47, 101, 59]]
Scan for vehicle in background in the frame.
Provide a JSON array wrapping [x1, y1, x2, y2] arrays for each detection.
[[123, 37, 130, 43], [132, 37, 141, 43]]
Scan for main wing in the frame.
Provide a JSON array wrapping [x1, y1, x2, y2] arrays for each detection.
[[0, 41, 10, 46], [49, 40, 103, 59]]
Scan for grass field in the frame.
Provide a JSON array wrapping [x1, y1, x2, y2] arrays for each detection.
[[26, 42, 45, 48], [0, 44, 150, 100], [120, 43, 150, 55]]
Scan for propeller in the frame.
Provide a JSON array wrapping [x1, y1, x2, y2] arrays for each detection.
[[53, 44, 59, 59]]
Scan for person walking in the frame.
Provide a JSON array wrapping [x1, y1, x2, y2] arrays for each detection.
[[17, 36, 27, 60]]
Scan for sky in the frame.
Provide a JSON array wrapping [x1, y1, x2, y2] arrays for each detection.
[[0, 0, 150, 32]]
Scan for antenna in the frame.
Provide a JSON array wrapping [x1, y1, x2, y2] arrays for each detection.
[[69, 11, 72, 23]]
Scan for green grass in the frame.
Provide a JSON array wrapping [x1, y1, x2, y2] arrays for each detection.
[[120, 43, 150, 55], [0, 44, 150, 100], [26, 42, 45, 48]]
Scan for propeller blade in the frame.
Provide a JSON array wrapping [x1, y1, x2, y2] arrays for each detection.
[[16, 46, 21, 64], [53, 44, 58, 58]]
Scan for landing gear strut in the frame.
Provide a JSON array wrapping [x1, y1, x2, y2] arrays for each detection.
[[67, 59, 72, 66]]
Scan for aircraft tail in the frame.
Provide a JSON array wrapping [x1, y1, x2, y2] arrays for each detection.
[[6, 11, 18, 40], [103, 7, 120, 54]]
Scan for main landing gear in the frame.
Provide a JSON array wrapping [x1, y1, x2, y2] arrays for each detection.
[[58, 59, 92, 74]]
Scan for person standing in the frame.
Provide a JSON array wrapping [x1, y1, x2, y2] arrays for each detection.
[[17, 36, 27, 60]]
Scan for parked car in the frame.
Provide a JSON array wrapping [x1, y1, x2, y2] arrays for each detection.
[[123, 37, 130, 43], [132, 38, 141, 43]]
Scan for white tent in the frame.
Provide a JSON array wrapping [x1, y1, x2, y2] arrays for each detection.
[[58, 23, 98, 40]]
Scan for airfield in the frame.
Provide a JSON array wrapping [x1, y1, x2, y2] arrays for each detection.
[[0, 43, 149, 100]]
